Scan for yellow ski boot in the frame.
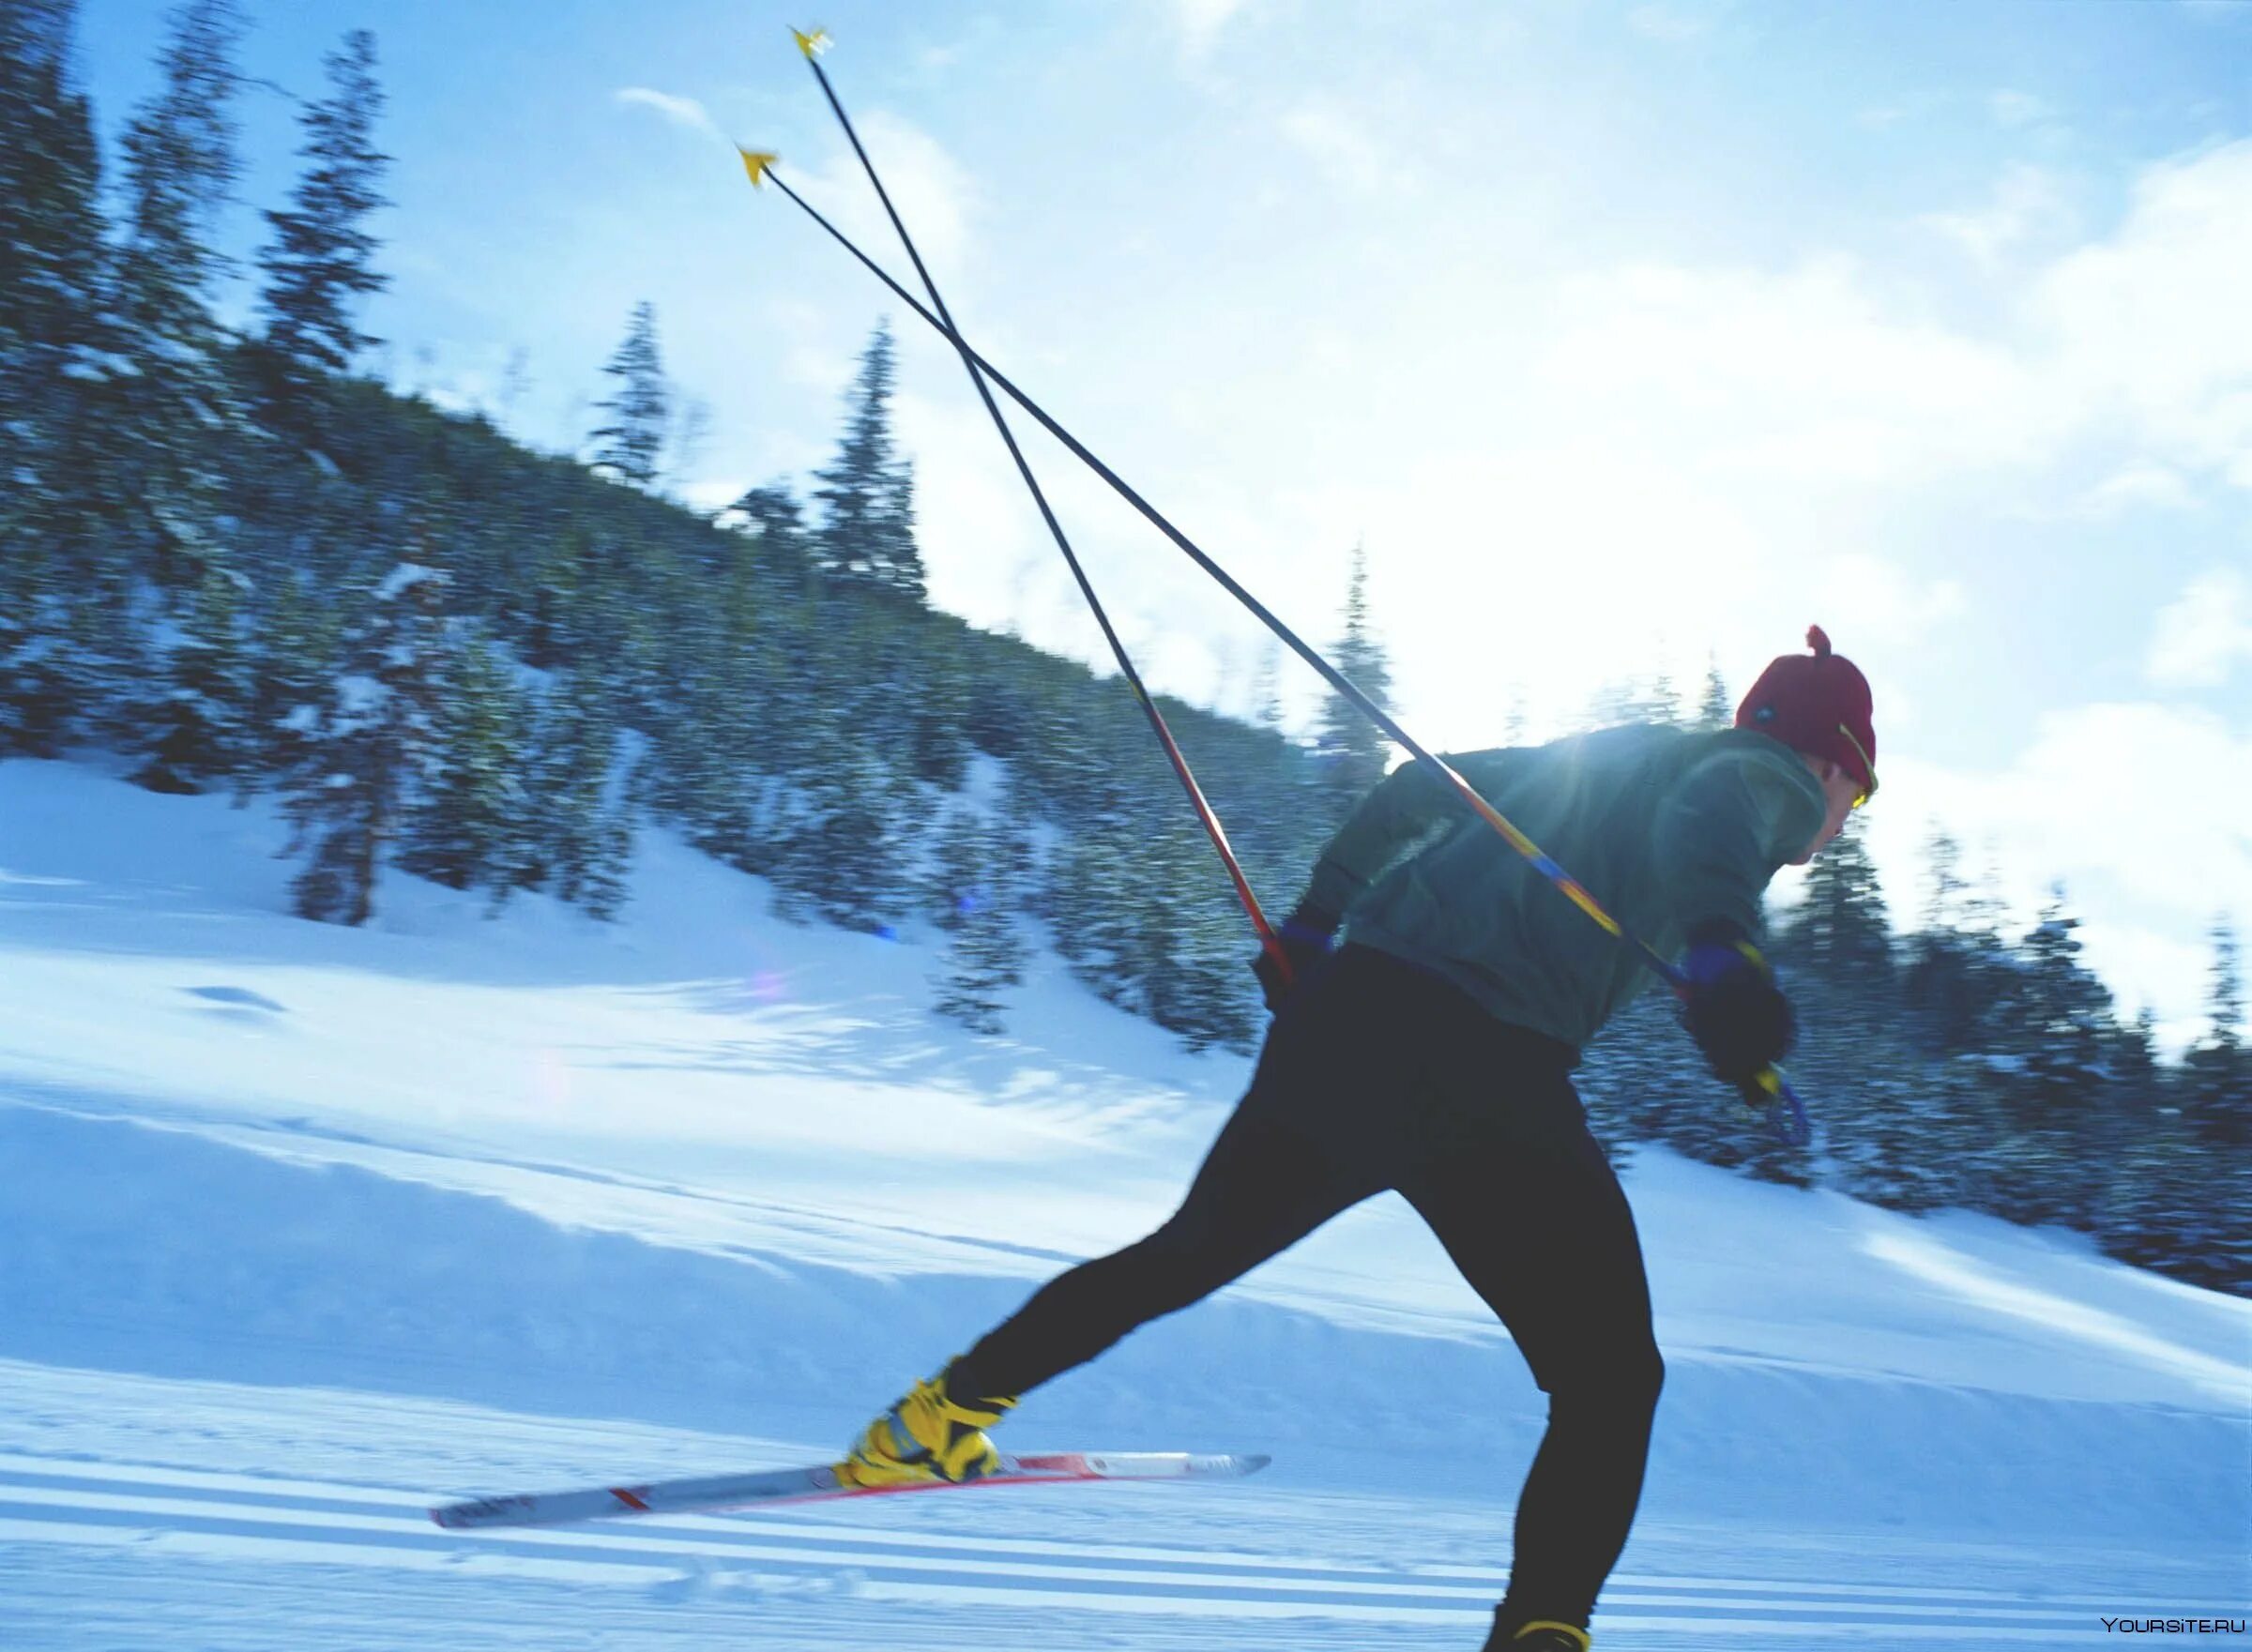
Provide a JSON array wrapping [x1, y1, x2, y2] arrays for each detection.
[[843, 1360, 1017, 1488], [1484, 1615, 1592, 1652]]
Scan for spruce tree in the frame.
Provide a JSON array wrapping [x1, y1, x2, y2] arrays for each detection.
[[1778, 811, 1894, 993], [2143, 927, 2252, 1290], [573, 785, 634, 921], [1311, 541, 1393, 823], [1983, 887, 2121, 1228], [237, 568, 339, 789], [0, 562, 69, 757], [522, 665, 634, 916], [813, 322, 923, 599], [112, 0, 245, 584], [771, 748, 910, 933], [1775, 818, 1892, 1187], [588, 301, 667, 489], [1251, 640, 1285, 734], [1902, 827, 2011, 1056], [730, 483, 814, 577], [2183, 917, 2250, 1152], [928, 803, 1027, 1035], [1694, 658, 1731, 732], [0, 0, 117, 569], [287, 562, 448, 925], [401, 628, 525, 897], [131, 558, 250, 792], [1047, 816, 1145, 1014], [1586, 672, 1683, 732], [0, 2, 139, 756], [256, 28, 388, 413]]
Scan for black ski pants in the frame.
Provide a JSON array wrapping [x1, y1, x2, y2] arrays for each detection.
[[956, 943, 1664, 1638]]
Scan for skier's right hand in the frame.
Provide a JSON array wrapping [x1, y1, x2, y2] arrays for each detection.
[[1679, 919, 1794, 1088], [1252, 903, 1340, 1012]]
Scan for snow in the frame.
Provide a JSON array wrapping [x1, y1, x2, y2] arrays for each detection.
[[0, 756, 2245, 1649], [373, 560, 444, 601]]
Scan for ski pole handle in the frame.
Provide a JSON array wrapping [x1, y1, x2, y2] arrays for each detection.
[[1744, 1067, 1811, 1148], [1657, 954, 1812, 1147]]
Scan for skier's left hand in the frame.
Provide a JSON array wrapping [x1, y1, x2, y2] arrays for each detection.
[[1679, 920, 1794, 1086], [1252, 904, 1339, 1011]]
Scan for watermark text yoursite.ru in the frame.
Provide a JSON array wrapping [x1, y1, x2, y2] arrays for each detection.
[[2100, 1620, 2247, 1636]]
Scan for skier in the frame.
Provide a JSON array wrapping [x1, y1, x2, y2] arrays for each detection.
[[845, 627, 1878, 1652]]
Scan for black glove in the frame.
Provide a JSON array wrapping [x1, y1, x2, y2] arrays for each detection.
[[1252, 903, 1340, 1012], [1679, 920, 1794, 1090]]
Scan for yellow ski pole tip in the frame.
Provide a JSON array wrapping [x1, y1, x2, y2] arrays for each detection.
[[793, 26, 831, 57], [738, 147, 779, 187]]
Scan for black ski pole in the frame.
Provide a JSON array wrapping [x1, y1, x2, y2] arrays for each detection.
[[738, 95, 1812, 1146], [779, 28, 1294, 983]]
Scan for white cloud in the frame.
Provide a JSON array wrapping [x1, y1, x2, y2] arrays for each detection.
[[1857, 702, 2250, 1053], [788, 113, 979, 292], [2078, 463, 2199, 518], [1812, 553, 1966, 646], [1169, 0, 1254, 60], [615, 87, 726, 147], [2076, 923, 2215, 1054], [1514, 140, 2252, 501], [2036, 138, 2252, 489], [1276, 96, 1386, 192], [1533, 255, 2049, 488], [678, 477, 744, 515], [2148, 568, 2252, 689], [1921, 163, 2077, 269], [1867, 705, 2250, 920]]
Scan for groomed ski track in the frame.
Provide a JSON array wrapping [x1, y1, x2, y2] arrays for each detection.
[[0, 1365, 2221, 1651], [0, 1453, 2153, 1646]]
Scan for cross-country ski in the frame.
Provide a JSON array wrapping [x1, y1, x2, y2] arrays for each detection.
[[431, 1450, 1271, 1530]]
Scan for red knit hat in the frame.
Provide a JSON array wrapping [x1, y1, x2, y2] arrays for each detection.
[[1735, 626, 1879, 804]]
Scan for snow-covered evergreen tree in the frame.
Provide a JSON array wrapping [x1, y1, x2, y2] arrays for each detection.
[[1585, 672, 1685, 733], [770, 747, 910, 934], [131, 558, 250, 793], [1977, 888, 2123, 1227], [2181, 917, 2249, 1152], [0, 574, 68, 758], [0, 0, 117, 554], [521, 666, 634, 917], [256, 28, 388, 412], [1779, 812, 1894, 993], [813, 323, 922, 599], [1311, 541, 1393, 823], [111, 0, 244, 584], [237, 568, 339, 789], [400, 628, 524, 897], [727, 483, 814, 576], [287, 561, 447, 925], [588, 301, 667, 489], [1694, 658, 1731, 732], [927, 803, 1027, 1035]]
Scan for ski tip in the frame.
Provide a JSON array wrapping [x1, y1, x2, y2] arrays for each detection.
[[1240, 1453, 1272, 1476]]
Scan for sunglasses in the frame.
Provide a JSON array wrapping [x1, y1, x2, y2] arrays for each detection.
[[1837, 724, 1879, 810]]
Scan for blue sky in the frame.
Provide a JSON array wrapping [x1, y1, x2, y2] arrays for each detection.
[[72, 0, 2252, 1050]]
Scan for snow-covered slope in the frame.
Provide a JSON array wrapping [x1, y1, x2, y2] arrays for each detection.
[[2, 758, 2245, 1648]]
